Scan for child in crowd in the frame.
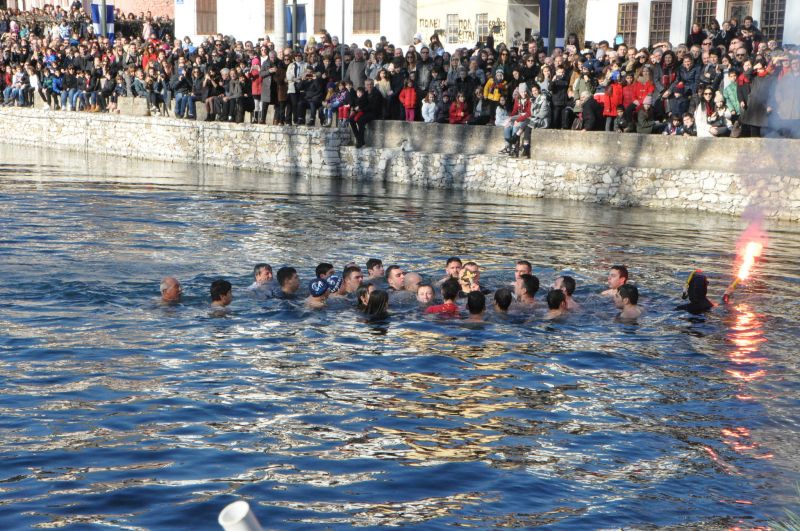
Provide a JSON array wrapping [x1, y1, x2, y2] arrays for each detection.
[[399, 78, 417, 122], [682, 112, 697, 136], [321, 81, 336, 126], [495, 95, 509, 126], [421, 91, 436, 123], [662, 114, 684, 135], [613, 104, 628, 132]]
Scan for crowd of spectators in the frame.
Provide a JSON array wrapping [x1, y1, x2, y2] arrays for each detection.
[[1, 3, 799, 153]]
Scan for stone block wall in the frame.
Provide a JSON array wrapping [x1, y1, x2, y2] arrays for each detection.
[[338, 147, 800, 221], [0, 109, 350, 178], [0, 109, 797, 221]]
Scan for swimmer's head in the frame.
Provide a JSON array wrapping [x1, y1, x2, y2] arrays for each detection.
[[466, 291, 486, 315], [309, 278, 330, 298], [445, 256, 462, 278], [494, 287, 513, 312], [554, 275, 576, 296], [356, 282, 375, 310], [615, 284, 638, 308], [682, 270, 708, 302], [607, 265, 628, 290], [404, 272, 423, 292], [326, 275, 342, 293], [210, 279, 232, 306], [160, 276, 182, 303], [546, 289, 566, 310], [253, 263, 273, 283], [316, 262, 335, 279], [515, 260, 532, 281], [366, 258, 384, 278], [417, 284, 434, 304]]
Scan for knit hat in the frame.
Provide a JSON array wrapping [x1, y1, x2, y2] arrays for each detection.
[[643, 95, 653, 105]]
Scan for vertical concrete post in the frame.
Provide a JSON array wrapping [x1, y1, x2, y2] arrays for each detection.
[[669, 0, 691, 45], [274, 0, 286, 49], [751, 0, 763, 27], [636, 0, 651, 49]]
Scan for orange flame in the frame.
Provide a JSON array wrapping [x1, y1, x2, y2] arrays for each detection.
[[737, 241, 763, 281]]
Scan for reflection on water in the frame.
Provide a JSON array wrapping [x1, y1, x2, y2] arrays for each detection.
[[0, 145, 799, 529]]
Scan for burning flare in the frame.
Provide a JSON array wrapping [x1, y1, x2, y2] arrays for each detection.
[[723, 220, 767, 303], [737, 241, 764, 281]]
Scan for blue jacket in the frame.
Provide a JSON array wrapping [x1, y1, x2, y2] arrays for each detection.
[[51, 76, 64, 95]]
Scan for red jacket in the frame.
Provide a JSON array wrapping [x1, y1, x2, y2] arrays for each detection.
[[622, 84, 635, 108], [510, 97, 531, 122], [399, 86, 417, 109], [631, 80, 655, 110], [449, 101, 470, 124], [249, 60, 261, 97], [603, 82, 624, 117]]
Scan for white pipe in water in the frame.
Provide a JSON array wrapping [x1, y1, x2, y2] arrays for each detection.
[[218, 500, 264, 531]]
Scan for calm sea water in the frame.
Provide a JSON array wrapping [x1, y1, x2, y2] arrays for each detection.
[[1, 145, 799, 530]]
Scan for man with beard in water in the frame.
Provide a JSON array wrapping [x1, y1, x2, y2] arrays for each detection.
[[614, 284, 644, 320], [676, 270, 714, 314]]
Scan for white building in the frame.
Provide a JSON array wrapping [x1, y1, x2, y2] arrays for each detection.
[[585, 0, 800, 50], [173, 0, 539, 51], [175, 0, 416, 49]]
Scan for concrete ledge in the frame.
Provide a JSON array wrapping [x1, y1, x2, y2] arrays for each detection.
[[366, 121, 800, 175], [117, 97, 150, 117]]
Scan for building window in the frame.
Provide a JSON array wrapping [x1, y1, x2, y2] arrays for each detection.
[[196, 0, 217, 35], [476, 13, 489, 41], [314, 0, 325, 34], [265, 0, 274, 33], [649, 1, 671, 45], [616, 3, 638, 47], [353, 0, 380, 33], [692, 0, 717, 30], [447, 14, 459, 44], [761, 0, 786, 42]]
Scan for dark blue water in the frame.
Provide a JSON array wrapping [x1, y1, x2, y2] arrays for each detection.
[[1, 146, 799, 529]]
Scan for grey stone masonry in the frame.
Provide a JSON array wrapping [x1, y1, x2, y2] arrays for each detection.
[[1, 109, 798, 221]]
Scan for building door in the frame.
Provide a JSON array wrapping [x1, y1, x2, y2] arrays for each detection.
[[726, 0, 752, 21]]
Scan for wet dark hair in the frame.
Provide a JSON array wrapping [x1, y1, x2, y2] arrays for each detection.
[[276, 266, 297, 287], [467, 291, 486, 315], [315, 262, 334, 278], [342, 265, 362, 281], [446, 256, 462, 267], [210, 279, 232, 301], [516, 260, 532, 271], [520, 274, 540, 298], [385, 265, 401, 280], [441, 278, 461, 301], [356, 282, 373, 311], [366, 258, 382, 271], [559, 275, 576, 296], [494, 288, 513, 311], [611, 265, 629, 283], [253, 262, 272, 277], [618, 284, 639, 305], [365, 289, 389, 318], [547, 289, 566, 310]]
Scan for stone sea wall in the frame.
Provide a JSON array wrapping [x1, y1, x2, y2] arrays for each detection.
[[0, 108, 798, 221], [0, 108, 350, 178]]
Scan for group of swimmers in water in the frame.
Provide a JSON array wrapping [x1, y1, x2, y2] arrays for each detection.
[[159, 257, 717, 322]]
